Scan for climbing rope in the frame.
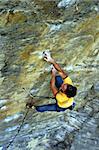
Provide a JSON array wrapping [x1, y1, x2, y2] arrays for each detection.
[[22, 88, 54, 99], [30, 95, 54, 99], [6, 108, 29, 149], [5, 88, 54, 149]]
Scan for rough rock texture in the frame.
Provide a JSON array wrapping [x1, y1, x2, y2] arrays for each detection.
[[0, 0, 99, 150]]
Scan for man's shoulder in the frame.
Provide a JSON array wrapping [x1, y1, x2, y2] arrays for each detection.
[[64, 76, 73, 85], [56, 91, 66, 99]]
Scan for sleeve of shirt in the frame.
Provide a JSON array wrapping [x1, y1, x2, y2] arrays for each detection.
[[64, 77, 73, 85]]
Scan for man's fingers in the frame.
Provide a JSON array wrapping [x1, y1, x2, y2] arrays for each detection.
[[44, 57, 48, 61], [44, 56, 47, 59], [51, 65, 55, 69]]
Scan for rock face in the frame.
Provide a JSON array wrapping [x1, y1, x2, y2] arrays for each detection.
[[57, 0, 77, 8], [0, 0, 99, 150]]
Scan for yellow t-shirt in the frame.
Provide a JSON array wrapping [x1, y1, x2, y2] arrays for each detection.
[[56, 77, 74, 108]]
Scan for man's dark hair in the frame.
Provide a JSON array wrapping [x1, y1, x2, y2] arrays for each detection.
[[66, 85, 77, 98]]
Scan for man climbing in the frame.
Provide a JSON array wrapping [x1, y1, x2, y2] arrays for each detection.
[[33, 51, 77, 112]]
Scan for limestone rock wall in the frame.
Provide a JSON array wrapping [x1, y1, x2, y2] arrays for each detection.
[[0, 0, 99, 150]]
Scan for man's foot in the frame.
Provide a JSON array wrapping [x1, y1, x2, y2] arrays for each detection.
[[72, 102, 76, 109], [26, 100, 35, 109]]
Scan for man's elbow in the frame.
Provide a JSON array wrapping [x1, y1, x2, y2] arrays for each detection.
[[59, 72, 68, 79]]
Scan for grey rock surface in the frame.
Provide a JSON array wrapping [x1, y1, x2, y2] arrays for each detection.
[[0, 0, 99, 150]]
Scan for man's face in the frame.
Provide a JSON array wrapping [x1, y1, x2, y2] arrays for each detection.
[[60, 83, 68, 93]]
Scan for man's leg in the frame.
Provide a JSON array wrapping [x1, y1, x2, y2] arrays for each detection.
[[35, 103, 75, 112], [55, 75, 63, 89], [35, 103, 57, 112]]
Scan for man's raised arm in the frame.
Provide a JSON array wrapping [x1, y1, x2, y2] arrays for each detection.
[[43, 51, 68, 79]]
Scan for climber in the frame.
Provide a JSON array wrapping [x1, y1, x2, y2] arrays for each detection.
[[33, 51, 77, 112]]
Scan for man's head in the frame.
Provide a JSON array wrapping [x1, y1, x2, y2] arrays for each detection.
[[60, 83, 77, 98]]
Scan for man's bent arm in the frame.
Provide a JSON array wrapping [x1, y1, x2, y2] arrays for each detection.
[[51, 59, 68, 79], [50, 75, 58, 97], [43, 51, 68, 79]]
